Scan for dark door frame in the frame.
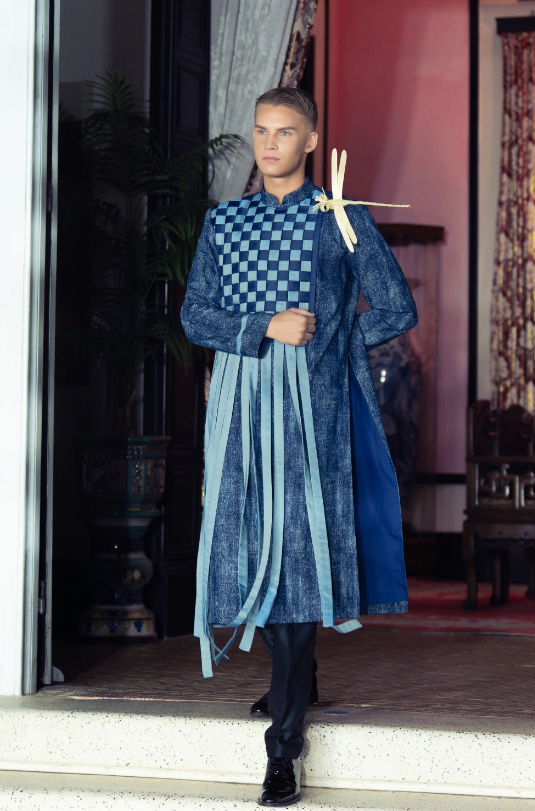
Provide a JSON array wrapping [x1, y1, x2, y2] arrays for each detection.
[[145, 0, 211, 638], [468, 0, 478, 406]]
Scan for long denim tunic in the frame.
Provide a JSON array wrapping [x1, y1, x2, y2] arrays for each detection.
[[181, 178, 417, 676]]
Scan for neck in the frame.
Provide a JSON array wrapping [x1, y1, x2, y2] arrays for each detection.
[[262, 167, 307, 204]]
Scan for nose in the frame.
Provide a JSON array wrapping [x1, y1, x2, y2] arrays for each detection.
[[265, 132, 277, 150]]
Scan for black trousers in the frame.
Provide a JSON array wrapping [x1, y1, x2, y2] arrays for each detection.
[[258, 622, 317, 759]]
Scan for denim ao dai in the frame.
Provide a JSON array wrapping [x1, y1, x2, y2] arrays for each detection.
[[181, 178, 418, 676]]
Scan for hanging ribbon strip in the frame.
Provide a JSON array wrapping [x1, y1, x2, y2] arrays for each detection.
[[313, 149, 410, 253], [194, 351, 240, 675], [195, 343, 361, 678]]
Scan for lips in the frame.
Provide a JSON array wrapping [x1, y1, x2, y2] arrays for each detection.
[[262, 157, 279, 163]]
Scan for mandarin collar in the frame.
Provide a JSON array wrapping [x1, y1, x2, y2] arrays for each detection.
[[260, 177, 315, 209]]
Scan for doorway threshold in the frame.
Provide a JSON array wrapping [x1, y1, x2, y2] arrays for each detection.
[[2, 692, 535, 798]]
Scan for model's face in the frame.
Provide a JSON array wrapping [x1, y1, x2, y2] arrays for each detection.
[[253, 104, 317, 179]]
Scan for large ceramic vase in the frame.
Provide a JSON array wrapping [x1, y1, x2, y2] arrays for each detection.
[[77, 436, 171, 640]]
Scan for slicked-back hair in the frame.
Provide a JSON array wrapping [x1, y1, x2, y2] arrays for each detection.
[[255, 87, 318, 130]]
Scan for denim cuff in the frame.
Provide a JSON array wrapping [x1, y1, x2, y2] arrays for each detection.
[[239, 312, 274, 358]]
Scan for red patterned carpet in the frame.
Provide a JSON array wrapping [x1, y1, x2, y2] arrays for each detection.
[[360, 577, 535, 635]]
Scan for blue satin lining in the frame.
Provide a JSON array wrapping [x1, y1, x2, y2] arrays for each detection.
[[195, 344, 361, 678], [349, 363, 408, 610]]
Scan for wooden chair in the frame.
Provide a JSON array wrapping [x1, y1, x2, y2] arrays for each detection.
[[463, 400, 535, 609]]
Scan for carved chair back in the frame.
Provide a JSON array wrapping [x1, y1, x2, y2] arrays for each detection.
[[467, 400, 535, 514]]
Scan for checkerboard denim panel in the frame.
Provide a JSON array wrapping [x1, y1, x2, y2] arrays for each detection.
[[212, 193, 319, 314]]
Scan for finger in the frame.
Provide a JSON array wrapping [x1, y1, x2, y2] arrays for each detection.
[[307, 324, 316, 332], [292, 308, 315, 316], [303, 332, 314, 341]]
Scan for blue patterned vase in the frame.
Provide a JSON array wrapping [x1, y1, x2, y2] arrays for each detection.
[[77, 437, 171, 640]]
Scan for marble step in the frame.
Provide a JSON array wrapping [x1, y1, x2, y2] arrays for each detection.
[[1, 695, 535, 800], [3, 771, 535, 811]]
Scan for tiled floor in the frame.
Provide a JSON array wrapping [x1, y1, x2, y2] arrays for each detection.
[[46, 624, 535, 719]]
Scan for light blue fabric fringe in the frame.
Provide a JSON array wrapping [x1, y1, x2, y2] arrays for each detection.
[[195, 343, 361, 678], [235, 314, 248, 355]]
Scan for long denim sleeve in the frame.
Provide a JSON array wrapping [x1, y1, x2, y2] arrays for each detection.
[[348, 206, 418, 351], [181, 211, 274, 358]]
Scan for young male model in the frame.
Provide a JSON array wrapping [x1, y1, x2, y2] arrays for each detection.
[[181, 87, 417, 806]]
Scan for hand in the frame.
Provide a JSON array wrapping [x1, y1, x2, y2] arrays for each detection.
[[264, 308, 316, 346]]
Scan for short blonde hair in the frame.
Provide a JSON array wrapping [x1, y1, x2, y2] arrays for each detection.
[[255, 87, 318, 129]]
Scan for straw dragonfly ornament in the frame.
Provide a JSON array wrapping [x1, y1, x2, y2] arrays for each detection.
[[314, 148, 410, 252]]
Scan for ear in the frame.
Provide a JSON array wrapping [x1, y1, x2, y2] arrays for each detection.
[[305, 131, 318, 154]]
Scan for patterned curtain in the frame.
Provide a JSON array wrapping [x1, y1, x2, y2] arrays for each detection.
[[209, 0, 299, 203], [491, 33, 535, 413], [244, 0, 318, 196]]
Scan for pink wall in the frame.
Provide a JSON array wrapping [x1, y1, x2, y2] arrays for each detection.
[[326, 0, 469, 473]]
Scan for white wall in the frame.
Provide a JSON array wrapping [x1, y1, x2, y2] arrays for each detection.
[[478, 2, 535, 401], [412, 484, 466, 533], [0, 0, 52, 695]]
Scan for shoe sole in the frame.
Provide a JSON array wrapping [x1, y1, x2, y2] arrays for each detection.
[[251, 697, 318, 719], [257, 792, 301, 806]]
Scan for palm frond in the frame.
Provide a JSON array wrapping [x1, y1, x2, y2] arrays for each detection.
[[68, 71, 243, 415]]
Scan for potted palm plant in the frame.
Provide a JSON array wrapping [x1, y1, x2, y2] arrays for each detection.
[[60, 73, 239, 639]]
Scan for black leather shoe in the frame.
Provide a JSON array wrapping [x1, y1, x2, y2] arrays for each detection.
[[250, 691, 271, 718], [258, 757, 301, 806], [251, 661, 319, 718], [250, 687, 318, 717]]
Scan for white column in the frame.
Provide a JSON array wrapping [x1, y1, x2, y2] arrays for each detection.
[[0, 0, 51, 695]]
